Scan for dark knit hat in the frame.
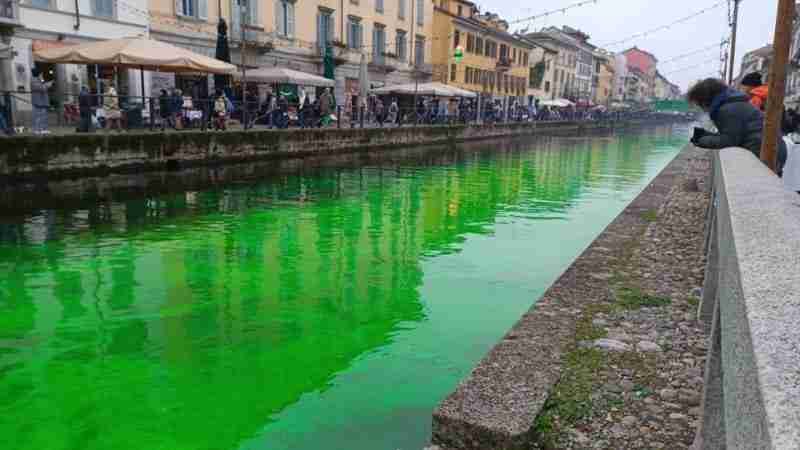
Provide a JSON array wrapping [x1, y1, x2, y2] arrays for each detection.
[[741, 72, 763, 87]]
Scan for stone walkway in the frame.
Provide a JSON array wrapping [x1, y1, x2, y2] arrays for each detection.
[[548, 148, 712, 449]]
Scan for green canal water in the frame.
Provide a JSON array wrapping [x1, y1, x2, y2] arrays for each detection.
[[0, 125, 688, 450]]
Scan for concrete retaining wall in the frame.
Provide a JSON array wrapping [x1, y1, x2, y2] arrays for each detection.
[[696, 148, 800, 449], [0, 119, 668, 180]]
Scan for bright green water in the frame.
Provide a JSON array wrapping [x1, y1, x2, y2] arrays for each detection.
[[0, 126, 687, 450]]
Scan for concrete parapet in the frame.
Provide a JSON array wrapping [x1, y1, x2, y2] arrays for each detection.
[[0, 119, 670, 181], [696, 148, 800, 449]]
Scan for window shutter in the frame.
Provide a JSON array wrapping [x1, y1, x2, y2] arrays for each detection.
[[287, 2, 295, 37], [347, 20, 352, 48], [231, 0, 241, 38], [416, 0, 423, 25], [175, 0, 184, 16], [249, 0, 259, 25], [198, 0, 208, 20], [398, 0, 404, 19], [274, 0, 281, 33], [327, 13, 334, 43], [316, 12, 323, 48]]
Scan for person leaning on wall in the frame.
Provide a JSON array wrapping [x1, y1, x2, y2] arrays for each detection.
[[687, 77, 787, 176]]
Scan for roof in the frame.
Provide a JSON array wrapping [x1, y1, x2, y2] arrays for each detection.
[[743, 44, 773, 59], [521, 36, 559, 54], [524, 31, 580, 51], [621, 46, 658, 63], [452, 15, 534, 49]]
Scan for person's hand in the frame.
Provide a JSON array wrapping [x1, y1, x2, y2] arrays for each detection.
[[691, 127, 709, 144]]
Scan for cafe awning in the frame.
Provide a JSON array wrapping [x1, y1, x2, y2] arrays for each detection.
[[33, 37, 237, 74], [235, 67, 335, 87]]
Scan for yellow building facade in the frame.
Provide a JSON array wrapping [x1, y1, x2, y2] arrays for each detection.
[[148, 0, 435, 101], [431, 0, 532, 101], [593, 52, 615, 106]]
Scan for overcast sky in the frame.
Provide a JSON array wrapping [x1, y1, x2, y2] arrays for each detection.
[[475, 0, 779, 92]]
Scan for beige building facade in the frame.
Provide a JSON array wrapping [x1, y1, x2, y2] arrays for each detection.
[[149, 0, 435, 102], [525, 30, 578, 100], [525, 40, 557, 101]]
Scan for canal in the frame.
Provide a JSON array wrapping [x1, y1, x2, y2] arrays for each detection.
[[0, 124, 688, 450]]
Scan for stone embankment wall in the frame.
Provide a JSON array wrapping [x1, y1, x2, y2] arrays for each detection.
[[0, 119, 668, 180], [695, 148, 800, 449], [431, 145, 710, 449]]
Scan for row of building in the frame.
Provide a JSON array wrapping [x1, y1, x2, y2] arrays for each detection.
[[0, 0, 682, 109]]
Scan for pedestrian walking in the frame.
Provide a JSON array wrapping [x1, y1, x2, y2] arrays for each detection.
[[319, 88, 333, 127], [387, 98, 399, 126], [688, 78, 787, 175], [30, 68, 52, 135], [104, 82, 122, 131], [213, 90, 227, 131], [77, 86, 93, 133]]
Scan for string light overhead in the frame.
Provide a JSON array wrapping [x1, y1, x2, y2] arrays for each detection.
[[663, 57, 720, 75], [600, 0, 726, 47], [660, 40, 729, 64], [510, 0, 600, 27]]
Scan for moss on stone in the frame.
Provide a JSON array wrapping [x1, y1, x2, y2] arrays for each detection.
[[641, 209, 658, 222], [615, 286, 671, 309], [532, 348, 605, 449]]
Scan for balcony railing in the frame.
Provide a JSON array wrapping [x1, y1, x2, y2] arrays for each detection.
[[369, 52, 401, 73], [496, 57, 512, 72]]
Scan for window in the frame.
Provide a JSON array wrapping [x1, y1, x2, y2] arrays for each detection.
[[30, 0, 51, 8], [348, 16, 363, 49], [275, 0, 295, 37], [453, 30, 460, 48], [450, 64, 456, 81], [373, 24, 386, 62], [398, 0, 405, 19], [475, 37, 483, 55], [545, 81, 550, 92], [317, 8, 334, 50], [376, 0, 383, 13], [396, 30, 407, 60], [94, 0, 114, 17], [236, 0, 259, 26], [466, 34, 474, 53], [465, 67, 471, 83], [512, 48, 516, 63], [416, 0, 423, 25], [457, 4, 462, 16], [414, 35, 425, 66]]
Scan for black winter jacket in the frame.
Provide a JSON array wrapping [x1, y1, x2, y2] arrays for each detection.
[[695, 89, 787, 171]]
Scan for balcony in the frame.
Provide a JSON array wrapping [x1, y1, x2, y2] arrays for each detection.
[[314, 42, 359, 66], [0, 0, 22, 29], [496, 57, 512, 72], [369, 52, 401, 73]]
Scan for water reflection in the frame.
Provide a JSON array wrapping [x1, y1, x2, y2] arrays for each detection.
[[0, 125, 685, 450]]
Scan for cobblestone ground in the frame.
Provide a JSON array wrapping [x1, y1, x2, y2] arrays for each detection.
[[555, 149, 712, 450]]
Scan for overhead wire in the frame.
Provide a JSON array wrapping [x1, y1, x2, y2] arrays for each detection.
[[510, 0, 600, 27], [599, 0, 727, 48]]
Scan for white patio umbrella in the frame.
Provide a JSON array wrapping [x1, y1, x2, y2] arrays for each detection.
[[234, 67, 334, 87]]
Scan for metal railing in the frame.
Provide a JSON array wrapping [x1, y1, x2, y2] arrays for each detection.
[[0, 90, 684, 136]]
